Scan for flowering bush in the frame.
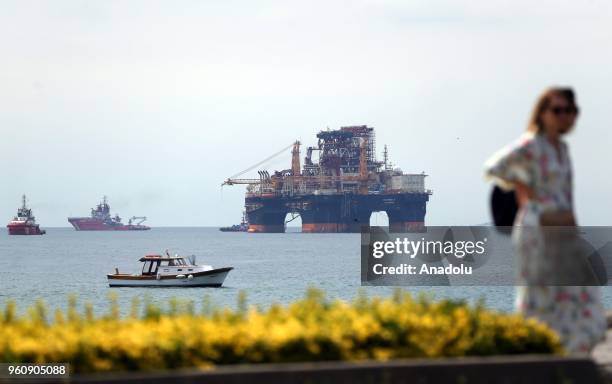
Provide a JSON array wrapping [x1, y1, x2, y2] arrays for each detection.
[[0, 289, 562, 373]]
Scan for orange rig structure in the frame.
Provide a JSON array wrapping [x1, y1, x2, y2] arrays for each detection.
[[223, 125, 432, 233]]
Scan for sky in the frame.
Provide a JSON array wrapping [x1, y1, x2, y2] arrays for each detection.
[[1, 0, 611, 227]]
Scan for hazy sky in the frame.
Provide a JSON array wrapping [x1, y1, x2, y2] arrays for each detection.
[[1, 0, 611, 227]]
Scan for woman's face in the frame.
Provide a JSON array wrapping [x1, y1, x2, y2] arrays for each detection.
[[540, 94, 578, 136]]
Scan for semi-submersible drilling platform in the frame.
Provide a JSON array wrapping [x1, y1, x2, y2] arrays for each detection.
[[223, 126, 431, 233]]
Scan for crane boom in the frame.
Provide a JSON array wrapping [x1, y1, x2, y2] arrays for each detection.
[[227, 142, 295, 180], [128, 216, 147, 225]]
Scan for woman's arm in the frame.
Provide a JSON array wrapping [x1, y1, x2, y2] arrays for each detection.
[[486, 137, 576, 227], [513, 181, 534, 207], [514, 180, 575, 226]]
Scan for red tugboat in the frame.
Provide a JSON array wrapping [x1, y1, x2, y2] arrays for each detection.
[[67, 196, 150, 231], [7, 195, 46, 235]]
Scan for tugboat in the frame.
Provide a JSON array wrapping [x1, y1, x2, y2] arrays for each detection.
[[67, 196, 150, 231], [219, 211, 249, 232], [7, 195, 46, 235], [107, 252, 233, 287]]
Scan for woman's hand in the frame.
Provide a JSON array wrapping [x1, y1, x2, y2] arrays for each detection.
[[540, 211, 576, 226]]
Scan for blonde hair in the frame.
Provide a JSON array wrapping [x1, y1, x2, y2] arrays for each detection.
[[527, 87, 578, 133]]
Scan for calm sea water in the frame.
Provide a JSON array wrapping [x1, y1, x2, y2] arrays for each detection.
[[1, 227, 611, 316]]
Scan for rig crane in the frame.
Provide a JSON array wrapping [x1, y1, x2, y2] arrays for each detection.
[[128, 216, 147, 225]]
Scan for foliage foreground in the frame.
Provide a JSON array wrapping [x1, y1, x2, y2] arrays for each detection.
[[0, 289, 562, 373]]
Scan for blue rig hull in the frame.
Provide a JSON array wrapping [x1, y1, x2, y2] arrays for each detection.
[[245, 192, 429, 233]]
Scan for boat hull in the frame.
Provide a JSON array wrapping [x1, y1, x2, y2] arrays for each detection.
[[68, 217, 150, 231], [7, 223, 45, 235], [107, 267, 232, 287], [219, 227, 248, 232]]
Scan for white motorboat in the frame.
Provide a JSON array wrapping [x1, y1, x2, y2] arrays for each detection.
[[108, 254, 232, 287]]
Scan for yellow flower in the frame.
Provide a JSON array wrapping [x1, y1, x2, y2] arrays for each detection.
[[0, 290, 562, 372]]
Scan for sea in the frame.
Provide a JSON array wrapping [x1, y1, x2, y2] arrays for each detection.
[[2, 227, 612, 317]]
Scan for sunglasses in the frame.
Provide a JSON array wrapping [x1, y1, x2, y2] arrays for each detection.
[[549, 105, 579, 116]]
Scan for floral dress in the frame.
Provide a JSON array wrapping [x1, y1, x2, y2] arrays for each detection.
[[485, 131, 606, 354]]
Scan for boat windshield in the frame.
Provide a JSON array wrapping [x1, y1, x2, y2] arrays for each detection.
[[142, 260, 160, 275], [164, 258, 186, 266]]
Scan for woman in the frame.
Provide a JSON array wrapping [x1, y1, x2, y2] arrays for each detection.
[[485, 87, 606, 354]]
